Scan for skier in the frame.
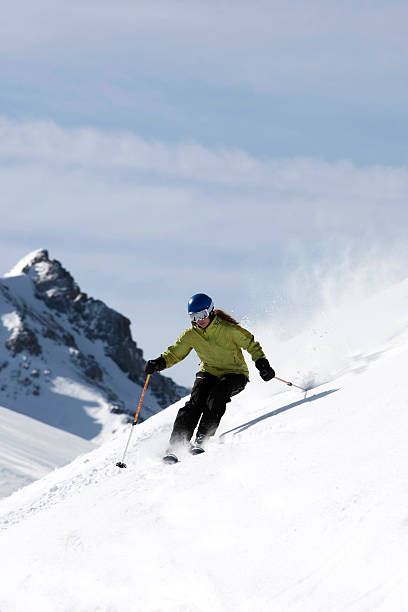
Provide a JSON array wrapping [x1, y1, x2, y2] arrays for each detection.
[[145, 293, 275, 462]]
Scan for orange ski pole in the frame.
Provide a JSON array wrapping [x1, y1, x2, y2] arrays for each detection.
[[116, 374, 151, 469], [275, 376, 308, 392]]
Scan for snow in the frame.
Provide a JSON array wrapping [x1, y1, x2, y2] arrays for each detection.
[[1, 312, 21, 331], [4, 248, 48, 278], [0, 279, 408, 611], [0, 403, 94, 498]]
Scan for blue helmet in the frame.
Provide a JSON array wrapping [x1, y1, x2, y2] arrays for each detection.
[[188, 293, 214, 322]]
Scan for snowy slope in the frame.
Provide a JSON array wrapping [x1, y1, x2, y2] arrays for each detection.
[[0, 403, 94, 498], [0, 280, 408, 611]]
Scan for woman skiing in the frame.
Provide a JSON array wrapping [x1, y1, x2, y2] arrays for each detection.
[[145, 293, 275, 462]]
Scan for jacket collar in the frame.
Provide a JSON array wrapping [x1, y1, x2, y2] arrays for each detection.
[[192, 315, 218, 333]]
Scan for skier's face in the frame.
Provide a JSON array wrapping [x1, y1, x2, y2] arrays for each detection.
[[196, 316, 210, 329]]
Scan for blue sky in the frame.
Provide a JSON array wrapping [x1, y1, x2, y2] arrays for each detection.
[[1, 0, 408, 385]]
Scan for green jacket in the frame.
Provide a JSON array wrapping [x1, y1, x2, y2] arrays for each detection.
[[161, 315, 266, 380]]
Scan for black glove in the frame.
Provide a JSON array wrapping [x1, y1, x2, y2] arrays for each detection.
[[144, 356, 166, 375], [255, 358, 275, 382]]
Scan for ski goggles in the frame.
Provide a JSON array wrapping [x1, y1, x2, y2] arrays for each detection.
[[189, 308, 213, 323]]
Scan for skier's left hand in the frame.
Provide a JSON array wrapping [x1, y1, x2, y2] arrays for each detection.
[[255, 358, 275, 381]]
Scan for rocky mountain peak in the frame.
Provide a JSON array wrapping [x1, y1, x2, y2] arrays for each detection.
[[8, 248, 81, 312], [5, 248, 51, 277], [0, 250, 188, 441]]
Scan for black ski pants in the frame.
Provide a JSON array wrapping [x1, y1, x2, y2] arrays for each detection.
[[169, 371, 248, 446]]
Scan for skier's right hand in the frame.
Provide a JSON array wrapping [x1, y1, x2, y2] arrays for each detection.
[[144, 356, 166, 375]]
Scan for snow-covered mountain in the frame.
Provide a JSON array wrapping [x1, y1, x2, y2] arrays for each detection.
[[0, 278, 407, 611], [0, 249, 188, 496]]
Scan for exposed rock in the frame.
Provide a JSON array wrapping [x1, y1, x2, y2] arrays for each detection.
[[70, 350, 103, 382], [23, 249, 81, 313], [22, 250, 185, 408], [5, 324, 42, 357]]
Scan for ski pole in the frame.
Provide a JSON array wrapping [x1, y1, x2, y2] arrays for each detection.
[[275, 376, 308, 392], [116, 374, 151, 469]]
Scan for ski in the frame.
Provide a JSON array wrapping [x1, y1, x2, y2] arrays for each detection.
[[190, 445, 205, 456], [162, 453, 179, 464], [162, 444, 205, 464]]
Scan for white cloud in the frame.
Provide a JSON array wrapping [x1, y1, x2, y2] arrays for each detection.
[[1, 117, 408, 196], [1, 116, 407, 385], [1, 116, 407, 259]]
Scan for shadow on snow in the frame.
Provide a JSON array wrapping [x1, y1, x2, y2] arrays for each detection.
[[220, 389, 339, 438]]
